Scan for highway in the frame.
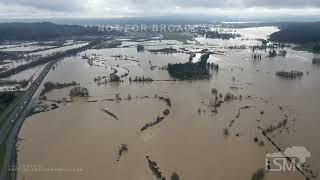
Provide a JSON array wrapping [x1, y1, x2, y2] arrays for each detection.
[[0, 40, 100, 180], [0, 61, 53, 144], [0, 56, 66, 180]]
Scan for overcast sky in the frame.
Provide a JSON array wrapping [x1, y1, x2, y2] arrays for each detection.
[[0, 0, 320, 19]]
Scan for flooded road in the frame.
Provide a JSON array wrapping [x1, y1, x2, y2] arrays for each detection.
[[16, 27, 320, 180]]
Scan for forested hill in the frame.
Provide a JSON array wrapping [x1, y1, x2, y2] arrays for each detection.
[[269, 22, 320, 43], [0, 22, 118, 41]]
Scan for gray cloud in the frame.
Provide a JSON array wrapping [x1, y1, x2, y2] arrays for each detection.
[[1, 0, 320, 18], [169, 0, 320, 8], [0, 0, 85, 12]]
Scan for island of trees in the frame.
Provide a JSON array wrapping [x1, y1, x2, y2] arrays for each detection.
[[167, 53, 212, 79]]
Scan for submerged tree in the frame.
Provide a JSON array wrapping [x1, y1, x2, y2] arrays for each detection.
[[171, 172, 180, 180], [137, 44, 145, 52], [251, 169, 265, 180]]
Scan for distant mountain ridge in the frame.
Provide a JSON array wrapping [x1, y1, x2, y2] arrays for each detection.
[[269, 22, 320, 43], [0, 22, 117, 41]]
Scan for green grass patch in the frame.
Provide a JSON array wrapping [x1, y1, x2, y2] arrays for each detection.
[[0, 142, 6, 172], [293, 45, 314, 53], [0, 93, 16, 113], [161, 32, 193, 43], [293, 43, 320, 53], [0, 91, 25, 129]]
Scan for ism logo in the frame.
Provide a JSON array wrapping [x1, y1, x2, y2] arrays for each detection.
[[265, 146, 311, 172]]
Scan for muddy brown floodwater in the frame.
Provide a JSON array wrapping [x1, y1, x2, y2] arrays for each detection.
[[16, 27, 320, 180]]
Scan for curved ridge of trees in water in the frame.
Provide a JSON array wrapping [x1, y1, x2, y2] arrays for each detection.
[[116, 144, 128, 162], [100, 108, 119, 120], [146, 156, 181, 180], [146, 156, 166, 180], [140, 96, 171, 132]]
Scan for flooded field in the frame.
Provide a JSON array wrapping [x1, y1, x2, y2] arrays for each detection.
[[16, 27, 320, 180]]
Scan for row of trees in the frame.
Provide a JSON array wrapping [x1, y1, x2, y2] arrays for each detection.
[[204, 31, 241, 40], [0, 79, 29, 88], [148, 47, 178, 54], [69, 86, 89, 97], [129, 76, 153, 82], [276, 71, 303, 79]]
